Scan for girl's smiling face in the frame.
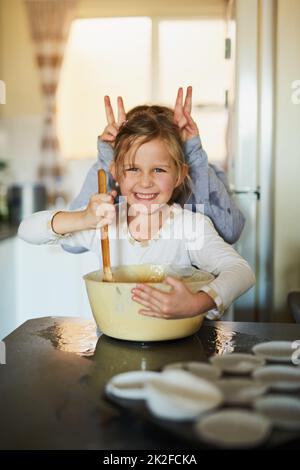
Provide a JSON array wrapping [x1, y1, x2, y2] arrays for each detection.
[[110, 138, 186, 213]]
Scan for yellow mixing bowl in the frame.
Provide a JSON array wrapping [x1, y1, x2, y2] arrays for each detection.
[[84, 264, 214, 342]]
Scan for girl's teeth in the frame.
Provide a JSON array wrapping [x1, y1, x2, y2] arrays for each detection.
[[135, 193, 157, 199]]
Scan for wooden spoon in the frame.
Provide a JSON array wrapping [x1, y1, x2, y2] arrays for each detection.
[[98, 169, 114, 282]]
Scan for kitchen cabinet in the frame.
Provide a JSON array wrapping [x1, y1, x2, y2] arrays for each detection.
[[0, 236, 99, 339], [15, 238, 99, 326]]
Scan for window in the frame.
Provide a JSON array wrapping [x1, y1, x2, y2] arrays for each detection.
[[57, 17, 234, 165], [57, 18, 151, 159], [157, 19, 233, 164]]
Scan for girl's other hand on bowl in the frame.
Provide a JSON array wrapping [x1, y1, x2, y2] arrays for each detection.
[[131, 276, 213, 320]]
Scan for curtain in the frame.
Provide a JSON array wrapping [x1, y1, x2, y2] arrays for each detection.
[[24, 0, 77, 205]]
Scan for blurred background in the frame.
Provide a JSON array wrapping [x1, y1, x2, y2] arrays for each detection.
[[0, 0, 299, 338]]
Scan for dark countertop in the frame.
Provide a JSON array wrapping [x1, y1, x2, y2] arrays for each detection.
[[1, 316, 300, 450], [0, 221, 18, 241]]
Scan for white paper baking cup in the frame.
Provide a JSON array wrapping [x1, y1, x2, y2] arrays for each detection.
[[215, 378, 268, 405], [145, 369, 223, 421], [195, 409, 271, 448], [210, 353, 265, 374], [252, 341, 296, 363], [253, 365, 300, 391], [253, 395, 300, 431], [163, 361, 221, 381], [106, 370, 160, 399]]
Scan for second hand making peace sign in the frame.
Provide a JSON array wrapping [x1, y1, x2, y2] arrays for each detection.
[[173, 86, 199, 142]]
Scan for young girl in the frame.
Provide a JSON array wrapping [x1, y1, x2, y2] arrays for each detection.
[[66, 87, 245, 251], [18, 105, 255, 320]]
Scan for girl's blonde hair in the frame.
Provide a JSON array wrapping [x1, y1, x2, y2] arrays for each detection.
[[114, 105, 192, 206]]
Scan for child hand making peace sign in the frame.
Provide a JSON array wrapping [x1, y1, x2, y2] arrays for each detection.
[[100, 95, 126, 146], [173, 86, 199, 142]]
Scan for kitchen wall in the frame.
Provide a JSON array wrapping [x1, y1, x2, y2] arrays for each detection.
[[0, 0, 226, 194], [0, 0, 226, 120], [0, 0, 299, 319], [0, 0, 96, 195], [77, 0, 226, 18], [273, 0, 300, 320], [0, 0, 42, 118], [0, 0, 43, 183]]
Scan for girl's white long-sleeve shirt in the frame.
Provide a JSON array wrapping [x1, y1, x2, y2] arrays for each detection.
[[18, 202, 255, 319]]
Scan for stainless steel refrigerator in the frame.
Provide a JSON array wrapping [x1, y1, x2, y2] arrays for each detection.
[[228, 0, 275, 322]]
